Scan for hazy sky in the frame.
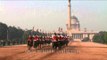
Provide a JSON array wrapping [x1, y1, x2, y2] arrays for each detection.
[[0, 0, 107, 32]]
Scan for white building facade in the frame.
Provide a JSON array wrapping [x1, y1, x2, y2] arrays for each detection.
[[66, 0, 97, 41]]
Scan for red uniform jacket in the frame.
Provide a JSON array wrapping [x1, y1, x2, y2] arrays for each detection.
[[52, 35, 57, 42], [28, 36, 33, 41], [34, 36, 39, 41]]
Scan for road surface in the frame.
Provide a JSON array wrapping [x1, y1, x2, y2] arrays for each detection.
[[0, 41, 107, 60]]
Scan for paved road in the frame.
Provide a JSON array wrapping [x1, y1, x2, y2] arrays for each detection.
[[0, 41, 107, 60]]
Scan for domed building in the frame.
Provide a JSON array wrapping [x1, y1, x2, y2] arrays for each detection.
[[71, 16, 80, 31], [66, 0, 97, 41], [66, 15, 97, 41]]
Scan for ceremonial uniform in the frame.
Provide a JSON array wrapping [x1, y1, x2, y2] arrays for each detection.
[[27, 36, 33, 47], [38, 36, 43, 48], [45, 36, 51, 44], [65, 36, 69, 46], [33, 35, 39, 48], [57, 35, 61, 49], [27, 36, 33, 50], [52, 34, 58, 49], [59, 35, 64, 47]]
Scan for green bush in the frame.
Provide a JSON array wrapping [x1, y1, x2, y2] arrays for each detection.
[[93, 31, 107, 44]]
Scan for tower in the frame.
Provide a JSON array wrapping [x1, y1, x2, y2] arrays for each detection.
[[66, 0, 71, 30]]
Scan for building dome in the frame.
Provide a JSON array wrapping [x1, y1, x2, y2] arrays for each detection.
[[71, 16, 80, 31]]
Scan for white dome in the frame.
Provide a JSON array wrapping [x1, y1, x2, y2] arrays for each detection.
[[71, 16, 79, 24], [71, 16, 80, 31]]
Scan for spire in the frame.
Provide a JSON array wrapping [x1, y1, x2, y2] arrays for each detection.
[[68, 0, 71, 2], [67, 0, 71, 30]]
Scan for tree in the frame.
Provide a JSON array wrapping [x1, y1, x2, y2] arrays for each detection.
[[0, 22, 8, 40], [8, 26, 24, 43], [93, 31, 107, 44]]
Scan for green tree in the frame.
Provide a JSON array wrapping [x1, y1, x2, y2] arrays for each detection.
[[8, 26, 24, 43], [0, 22, 8, 40], [93, 31, 107, 44]]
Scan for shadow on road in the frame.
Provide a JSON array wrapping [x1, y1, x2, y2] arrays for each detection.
[[37, 46, 78, 60], [0, 51, 25, 60]]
